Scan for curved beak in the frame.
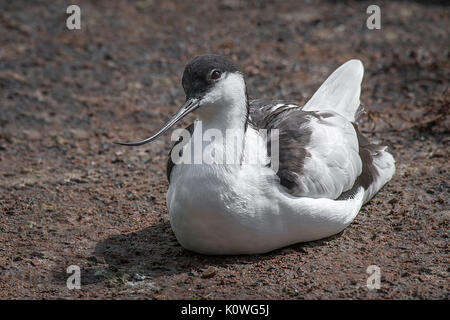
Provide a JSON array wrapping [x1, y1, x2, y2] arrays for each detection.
[[114, 98, 200, 146]]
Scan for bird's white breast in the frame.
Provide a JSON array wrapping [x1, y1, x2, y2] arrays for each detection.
[[166, 127, 364, 255]]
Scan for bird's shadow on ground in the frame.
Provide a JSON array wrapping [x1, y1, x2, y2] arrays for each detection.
[[78, 220, 343, 286]]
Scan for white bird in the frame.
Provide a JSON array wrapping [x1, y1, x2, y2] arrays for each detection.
[[116, 55, 395, 255]]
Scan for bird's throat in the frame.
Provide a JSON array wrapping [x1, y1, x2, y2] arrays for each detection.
[[193, 98, 248, 167]]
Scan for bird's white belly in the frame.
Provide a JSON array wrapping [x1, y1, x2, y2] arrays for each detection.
[[166, 163, 364, 255], [167, 165, 272, 254]]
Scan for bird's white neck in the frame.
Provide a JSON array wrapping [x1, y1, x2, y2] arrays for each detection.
[[193, 73, 248, 166]]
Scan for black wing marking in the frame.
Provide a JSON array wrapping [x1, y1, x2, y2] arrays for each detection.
[[166, 123, 194, 182], [352, 123, 380, 189], [248, 99, 299, 125], [337, 123, 382, 200], [249, 100, 314, 193]]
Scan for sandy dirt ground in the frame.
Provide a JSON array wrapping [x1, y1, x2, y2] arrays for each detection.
[[0, 0, 448, 299]]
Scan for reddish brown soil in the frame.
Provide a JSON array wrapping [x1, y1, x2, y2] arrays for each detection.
[[0, 0, 448, 299]]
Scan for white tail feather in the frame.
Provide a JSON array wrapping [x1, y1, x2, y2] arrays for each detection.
[[303, 59, 364, 122]]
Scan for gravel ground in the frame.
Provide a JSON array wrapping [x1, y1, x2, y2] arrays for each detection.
[[0, 0, 448, 299]]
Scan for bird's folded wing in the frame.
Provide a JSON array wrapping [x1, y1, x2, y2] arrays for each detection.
[[250, 101, 362, 200]]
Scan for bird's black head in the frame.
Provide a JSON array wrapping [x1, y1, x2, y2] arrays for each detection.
[[115, 54, 245, 147], [181, 55, 241, 99]]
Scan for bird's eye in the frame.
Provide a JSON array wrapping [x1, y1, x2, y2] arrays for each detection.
[[210, 70, 222, 80]]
